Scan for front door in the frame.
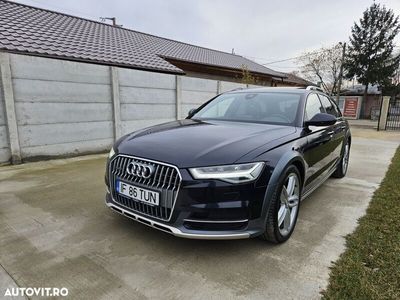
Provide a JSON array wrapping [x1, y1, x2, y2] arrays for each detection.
[[302, 93, 336, 190]]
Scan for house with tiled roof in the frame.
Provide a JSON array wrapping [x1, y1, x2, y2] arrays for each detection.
[[0, 0, 285, 85]]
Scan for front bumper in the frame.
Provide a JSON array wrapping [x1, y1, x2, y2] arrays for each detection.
[[105, 156, 273, 240], [106, 196, 253, 239], [106, 187, 267, 240]]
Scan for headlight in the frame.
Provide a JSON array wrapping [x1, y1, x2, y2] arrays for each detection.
[[189, 162, 264, 183], [108, 147, 115, 159]]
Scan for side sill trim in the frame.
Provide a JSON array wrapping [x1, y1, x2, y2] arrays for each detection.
[[302, 166, 336, 200], [106, 202, 250, 240]]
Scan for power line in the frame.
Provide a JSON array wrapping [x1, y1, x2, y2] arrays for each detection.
[[242, 53, 306, 65], [261, 55, 309, 65], [261, 47, 339, 65]]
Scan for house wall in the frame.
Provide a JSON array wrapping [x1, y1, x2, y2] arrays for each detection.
[[183, 70, 273, 87], [0, 52, 263, 163]]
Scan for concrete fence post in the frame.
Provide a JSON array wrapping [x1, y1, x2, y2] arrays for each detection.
[[0, 52, 21, 164], [378, 96, 390, 131], [217, 80, 221, 95], [176, 75, 182, 120], [110, 66, 121, 140]]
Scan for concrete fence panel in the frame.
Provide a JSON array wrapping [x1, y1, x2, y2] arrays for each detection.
[[181, 76, 217, 92], [120, 86, 176, 104], [248, 84, 264, 89], [120, 103, 175, 121], [181, 77, 218, 118], [220, 81, 247, 93], [10, 53, 113, 159], [10, 54, 111, 84], [13, 79, 112, 103], [118, 68, 176, 89], [118, 68, 176, 136], [15, 102, 112, 125]]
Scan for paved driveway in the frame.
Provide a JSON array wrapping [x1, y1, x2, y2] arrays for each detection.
[[0, 128, 399, 299]]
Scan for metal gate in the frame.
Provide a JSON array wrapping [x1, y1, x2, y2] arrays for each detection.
[[386, 101, 400, 130]]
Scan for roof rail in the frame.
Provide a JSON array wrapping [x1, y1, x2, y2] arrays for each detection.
[[305, 86, 324, 92]]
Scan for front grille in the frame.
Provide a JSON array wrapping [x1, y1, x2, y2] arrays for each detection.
[[109, 155, 181, 221]]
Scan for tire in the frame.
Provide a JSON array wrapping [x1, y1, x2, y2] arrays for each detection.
[[260, 165, 301, 243], [332, 139, 350, 178]]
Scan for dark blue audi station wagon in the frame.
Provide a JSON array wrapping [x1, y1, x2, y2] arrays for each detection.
[[105, 86, 350, 243]]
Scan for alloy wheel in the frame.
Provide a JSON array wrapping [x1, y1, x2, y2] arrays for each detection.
[[278, 173, 300, 236], [342, 143, 350, 174]]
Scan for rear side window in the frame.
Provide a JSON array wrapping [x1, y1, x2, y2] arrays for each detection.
[[319, 95, 340, 117], [304, 93, 324, 121]]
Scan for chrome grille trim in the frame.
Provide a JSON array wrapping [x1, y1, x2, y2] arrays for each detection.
[[109, 154, 182, 222]]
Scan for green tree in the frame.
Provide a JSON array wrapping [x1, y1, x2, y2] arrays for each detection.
[[382, 58, 400, 99], [345, 3, 400, 99]]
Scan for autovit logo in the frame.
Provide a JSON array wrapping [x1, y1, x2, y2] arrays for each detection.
[[4, 287, 68, 297]]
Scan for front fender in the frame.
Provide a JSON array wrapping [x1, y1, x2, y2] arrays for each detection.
[[255, 150, 306, 231]]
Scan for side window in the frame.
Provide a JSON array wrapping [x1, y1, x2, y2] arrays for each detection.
[[319, 95, 340, 117], [331, 98, 342, 117], [304, 93, 324, 121]]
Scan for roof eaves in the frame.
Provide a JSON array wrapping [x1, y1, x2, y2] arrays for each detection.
[[161, 55, 286, 78], [0, 48, 186, 75]]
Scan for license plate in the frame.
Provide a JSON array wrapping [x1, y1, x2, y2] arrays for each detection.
[[116, 180, 160, 206]]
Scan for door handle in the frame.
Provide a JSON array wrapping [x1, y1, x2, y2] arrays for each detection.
[[327, 131, 334, 140]]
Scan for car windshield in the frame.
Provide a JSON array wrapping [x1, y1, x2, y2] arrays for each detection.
[[192, 92, 301, 125]]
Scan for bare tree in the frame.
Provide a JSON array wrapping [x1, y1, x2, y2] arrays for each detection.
[[239, 65, 258, 85], [297, 44, 343, 95]]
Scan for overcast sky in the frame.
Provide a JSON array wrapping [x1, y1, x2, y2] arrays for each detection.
[[14, 0, 400, 72]]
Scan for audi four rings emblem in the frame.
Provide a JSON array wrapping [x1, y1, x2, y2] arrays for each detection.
[[126, 162, 155, 179]]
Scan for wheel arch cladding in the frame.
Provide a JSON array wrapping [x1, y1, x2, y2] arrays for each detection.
[[291, 159, 305, 188], [259, 151, 306, 228]]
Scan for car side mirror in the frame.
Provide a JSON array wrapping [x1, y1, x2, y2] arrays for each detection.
[[305, 113, 336, 127], [187, 108, 197, 118]]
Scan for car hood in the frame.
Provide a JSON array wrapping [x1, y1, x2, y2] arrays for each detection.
[[117, 119, 297, 168]]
